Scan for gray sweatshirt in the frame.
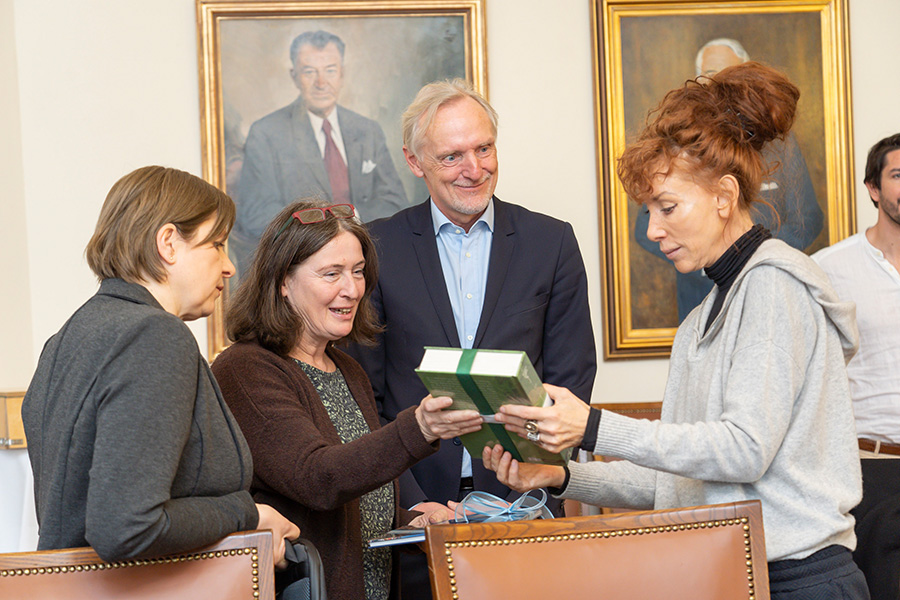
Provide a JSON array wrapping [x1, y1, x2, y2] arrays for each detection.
[[563, 239, 861, 561]]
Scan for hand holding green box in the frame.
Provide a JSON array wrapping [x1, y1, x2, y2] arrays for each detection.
[[415, 347, 572, 466]]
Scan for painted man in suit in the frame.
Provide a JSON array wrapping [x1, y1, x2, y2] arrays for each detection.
[[233, 30, 407, 275], [345, 79, 597, 600]]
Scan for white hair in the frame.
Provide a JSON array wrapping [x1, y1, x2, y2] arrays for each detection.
[[695, 38, 750, 76]]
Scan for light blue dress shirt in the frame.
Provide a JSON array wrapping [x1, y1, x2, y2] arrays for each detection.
[[430, 199, 494, 478]]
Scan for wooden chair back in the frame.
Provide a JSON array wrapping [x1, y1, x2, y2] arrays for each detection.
[[426, 500, 768, 600], [0, 530, 274, 600], [585, 402, 663, 514], [592, 401, 663, 422]]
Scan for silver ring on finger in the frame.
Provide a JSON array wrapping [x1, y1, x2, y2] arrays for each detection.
[[524, 419, 539, 434], [527, 430, 541, 443]]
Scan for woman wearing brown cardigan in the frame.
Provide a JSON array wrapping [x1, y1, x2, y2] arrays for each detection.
[[213, 201, 482, 599]]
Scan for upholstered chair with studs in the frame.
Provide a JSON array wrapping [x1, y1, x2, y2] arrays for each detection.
[[426, 500, 769, 600], [0, 530, 274, 600]]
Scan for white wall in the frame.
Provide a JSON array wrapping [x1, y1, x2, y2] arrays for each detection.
[[0, 0, 37, 555], [848, 0, 897, 233], [0, 0, 32, 388], [1, 0, 898, 551], [13, 0, 210, 349]]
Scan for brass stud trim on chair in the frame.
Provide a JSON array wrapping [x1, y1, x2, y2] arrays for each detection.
[[0, 545, 263, 598], [441, 517, 759, 599]]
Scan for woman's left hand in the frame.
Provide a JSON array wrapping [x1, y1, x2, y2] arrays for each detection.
[[415, 395, 483, 443], [494, 384, 591, 453], [482, 444, 566, 492]]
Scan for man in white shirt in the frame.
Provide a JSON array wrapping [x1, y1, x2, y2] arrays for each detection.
[[813, 132, 900, 600]]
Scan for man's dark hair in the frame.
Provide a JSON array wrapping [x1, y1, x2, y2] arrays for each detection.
[[864, 133, 900, 207], [289, 30, 345, 65]]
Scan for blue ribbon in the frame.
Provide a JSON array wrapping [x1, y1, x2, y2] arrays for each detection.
[[454, 489, 553, 523]]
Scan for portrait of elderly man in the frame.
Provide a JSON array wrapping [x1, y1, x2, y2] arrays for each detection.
[[633, 37, 825, 322], [233, 29, 407, 275]]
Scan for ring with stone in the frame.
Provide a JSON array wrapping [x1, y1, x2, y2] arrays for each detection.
[[524, 419, 539, 434], [527, 430, 541, 443]]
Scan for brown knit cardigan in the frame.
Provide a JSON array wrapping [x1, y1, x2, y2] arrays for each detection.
[[212, 340, 439, 599]]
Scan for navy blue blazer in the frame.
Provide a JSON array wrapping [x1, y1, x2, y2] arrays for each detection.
[[346, 197, 597, 508]]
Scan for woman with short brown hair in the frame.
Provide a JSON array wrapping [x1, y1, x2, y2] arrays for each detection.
[[86, 165, 234, 284], [24, 165, 298, 564]]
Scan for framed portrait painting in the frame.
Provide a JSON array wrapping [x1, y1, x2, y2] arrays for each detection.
[[591, 0, 854, 359], [197, 0, 487, 357]]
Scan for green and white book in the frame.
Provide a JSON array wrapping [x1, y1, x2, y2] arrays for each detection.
[[415, 347, 572, 466]]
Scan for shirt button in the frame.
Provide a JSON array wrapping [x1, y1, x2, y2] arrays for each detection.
[[467, 335, 473, 341], [466, 293, 473, 299], [465, 252, 471, 258], [455, 228, 462, 234]]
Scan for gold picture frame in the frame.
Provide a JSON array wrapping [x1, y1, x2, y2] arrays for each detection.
[[592, 0, 854, 359], [197, 0, 487, 358]]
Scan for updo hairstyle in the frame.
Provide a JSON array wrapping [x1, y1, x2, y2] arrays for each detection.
[[617, 62, 800, 209]]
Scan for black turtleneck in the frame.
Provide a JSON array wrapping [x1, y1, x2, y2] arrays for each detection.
[[703, 224, 772, 333]]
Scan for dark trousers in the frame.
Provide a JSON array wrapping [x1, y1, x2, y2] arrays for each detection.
[[769, 545, 869, 600], [399, 552, 432, 600], [852, 458, 900, 600], [398, 479, 477, 600]]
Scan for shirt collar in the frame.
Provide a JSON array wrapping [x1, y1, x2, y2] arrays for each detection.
[[430, 198, 495, 236], [307, 108, 340, 135], [862, 229, 899, 271]]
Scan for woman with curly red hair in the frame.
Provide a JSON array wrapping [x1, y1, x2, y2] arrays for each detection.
[[484, 63, 869, 599]]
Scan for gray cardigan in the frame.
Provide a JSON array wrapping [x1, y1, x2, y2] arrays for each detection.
[[563, 240, 862, 561], [23, 279, 258, 561]]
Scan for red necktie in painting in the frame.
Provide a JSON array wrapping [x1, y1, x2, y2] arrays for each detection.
[[322, 119, 350, 205]]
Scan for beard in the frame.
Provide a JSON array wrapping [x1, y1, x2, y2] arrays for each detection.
[[447, 174, 495, 215], [447, 195, 492, 216], [881, 196, 900, 229]]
